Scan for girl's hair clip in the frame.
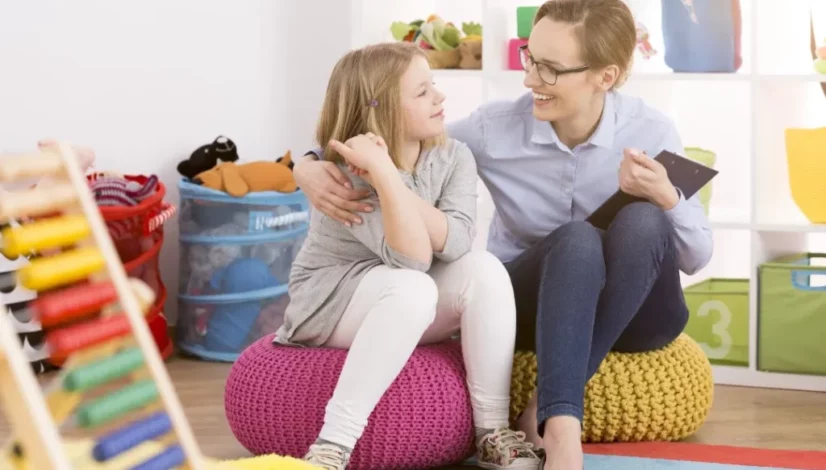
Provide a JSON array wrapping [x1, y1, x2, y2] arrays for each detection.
[[368, 99, 379, 108]]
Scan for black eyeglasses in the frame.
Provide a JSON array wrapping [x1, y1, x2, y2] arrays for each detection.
[[519, 45, 589, 85]]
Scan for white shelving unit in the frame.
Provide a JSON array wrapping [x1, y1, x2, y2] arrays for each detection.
[[350, 0, 826, 392]]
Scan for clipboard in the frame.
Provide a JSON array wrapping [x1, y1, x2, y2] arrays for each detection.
[[585, 150, 719, 230]]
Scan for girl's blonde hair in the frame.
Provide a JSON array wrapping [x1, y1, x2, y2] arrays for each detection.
[[534, 0, 637, 88], [316, 42, 445, 168]]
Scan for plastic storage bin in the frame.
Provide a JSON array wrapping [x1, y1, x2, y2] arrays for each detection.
[[785, 127, 826, 224], [88, 173, 175, 360], [661, 0, 742, 73], [684, 147, 716, 216], [176, 180, 309, 362], [683, 278, 749, 366], [758, 253, 826, 376]]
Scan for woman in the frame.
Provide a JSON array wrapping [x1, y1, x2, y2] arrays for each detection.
[[294, 1, 712, 469]]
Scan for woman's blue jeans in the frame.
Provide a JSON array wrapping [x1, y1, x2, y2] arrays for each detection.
[[504, 202, 690, 436]]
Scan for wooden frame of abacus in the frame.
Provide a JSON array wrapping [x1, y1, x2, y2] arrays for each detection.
[[0, 142, 206, 469]]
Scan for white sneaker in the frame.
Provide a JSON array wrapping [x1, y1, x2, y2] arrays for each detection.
[[303, 441, 351, 470], [476, 427, 543, 469]]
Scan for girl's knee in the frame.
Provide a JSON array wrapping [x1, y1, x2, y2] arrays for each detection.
[[382, 269, 439, 326], [454, 250, 511, 290]]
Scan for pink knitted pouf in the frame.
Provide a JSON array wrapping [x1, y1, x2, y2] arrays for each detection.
[[224, 335, 475, 470]]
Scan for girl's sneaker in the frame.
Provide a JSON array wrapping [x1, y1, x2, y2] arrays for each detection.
[[476, 427, 543, 469], [303, 441, 351, 470]]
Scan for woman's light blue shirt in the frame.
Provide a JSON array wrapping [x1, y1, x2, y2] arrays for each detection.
[[447, 90, 713, 275]]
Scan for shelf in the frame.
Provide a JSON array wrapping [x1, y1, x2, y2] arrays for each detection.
[[754, 80, 826, 226], [756, 0, 826, 76], [350, 0, 483, 48], [712, 364, 826, 392], [433, 69, 484, 78], [708, 208, 750, 230], [490, 70, 755, 82], [681, 228, 751, 286], [349, 0, 826, 392]]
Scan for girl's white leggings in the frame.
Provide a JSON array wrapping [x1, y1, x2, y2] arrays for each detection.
[[319, 250, 517, 449]]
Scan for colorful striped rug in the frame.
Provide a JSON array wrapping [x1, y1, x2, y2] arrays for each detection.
[[582, 442, 826, 469]]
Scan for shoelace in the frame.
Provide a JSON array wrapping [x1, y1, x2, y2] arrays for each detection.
[[485, 429, 537, 459], [306, 443, 348, 470]]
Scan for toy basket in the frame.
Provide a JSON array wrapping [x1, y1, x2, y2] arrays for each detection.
[[86, 172, 175, 359], [685, 147, 716, 216], [662, 0, 742, 73], [785, 127, 826, 224], [176, 180, 308, 362], [683, 278, 749, 366], [758, 253, 826, 376]]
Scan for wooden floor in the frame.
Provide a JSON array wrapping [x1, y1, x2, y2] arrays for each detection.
[[2, 353, 826, 464]]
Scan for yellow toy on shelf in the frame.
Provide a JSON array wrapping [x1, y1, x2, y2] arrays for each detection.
[[0, 143, 317, 469]]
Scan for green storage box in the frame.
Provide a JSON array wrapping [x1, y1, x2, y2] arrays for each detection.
[[684, 147, 716, 216], [758, 253, 826, 376], [683, 278, 750, 366], [517, 6, 539, 39]]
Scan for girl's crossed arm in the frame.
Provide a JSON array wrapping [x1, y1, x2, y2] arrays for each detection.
[[330, 137, 433, 271], [408, 141, 478, 261]]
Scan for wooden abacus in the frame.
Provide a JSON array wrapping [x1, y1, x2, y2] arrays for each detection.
[[0, 142, 207, 469]]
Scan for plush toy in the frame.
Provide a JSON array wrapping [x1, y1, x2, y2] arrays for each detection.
[[635, 21, 657, 60], [193, 151, 297, 197], [458, 22, 483, 69], [391, 15, 475, 69], [177, 135, 239, 179], [204, 257, 280, 352], [815, 37, 826, 74]]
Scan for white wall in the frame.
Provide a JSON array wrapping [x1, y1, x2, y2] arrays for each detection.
[[0, 0, 352, 323]]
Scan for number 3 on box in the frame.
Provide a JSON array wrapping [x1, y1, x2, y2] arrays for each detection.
[[696, 300, 732, 360]]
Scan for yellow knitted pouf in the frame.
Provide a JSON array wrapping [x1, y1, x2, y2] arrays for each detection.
[[509, 333, 714, 442]]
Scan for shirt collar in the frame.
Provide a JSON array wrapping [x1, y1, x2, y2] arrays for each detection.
[[530, 90, 616, 150], [588, 91, 616, 150]]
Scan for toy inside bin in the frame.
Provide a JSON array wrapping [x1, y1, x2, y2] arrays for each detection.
[[176, 180, 309, 362], [87, 172, 175, 359]]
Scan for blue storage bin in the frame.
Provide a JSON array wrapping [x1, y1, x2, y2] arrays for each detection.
[[661, 0, 742, 73], [176, 180, 309, 362]]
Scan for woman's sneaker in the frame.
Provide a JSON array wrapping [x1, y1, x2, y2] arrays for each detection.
[[476, 427, 543, 469], [303, 441, 351, 470]]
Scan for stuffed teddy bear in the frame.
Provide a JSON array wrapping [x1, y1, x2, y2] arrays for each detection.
[[177, 135, 239, 179], [458, 22, 482, 69], [193, 151, 297, 197]]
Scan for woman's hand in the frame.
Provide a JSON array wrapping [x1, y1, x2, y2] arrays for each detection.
[[293, 157, 373, 227], [618, 148, 679, 210]]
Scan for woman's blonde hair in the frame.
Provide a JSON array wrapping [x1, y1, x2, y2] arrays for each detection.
[[534, 0, 637, 88], [316, 42, 445, 168]]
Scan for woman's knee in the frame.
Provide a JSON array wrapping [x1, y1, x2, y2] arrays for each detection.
[[546, 221, 604, 268], [611, 201, 671, 244], [381, 269, 439, 327]]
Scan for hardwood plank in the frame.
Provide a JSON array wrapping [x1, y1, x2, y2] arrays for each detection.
[[1, 355, 824, 464]]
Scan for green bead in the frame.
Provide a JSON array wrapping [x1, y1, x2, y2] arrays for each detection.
[[63, 347, 145, 392], [814, 59, 826, 75], [75, 380, 158, 428], [517, 6, 539, 39]]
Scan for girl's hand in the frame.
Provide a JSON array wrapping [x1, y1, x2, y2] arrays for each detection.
[[618, 148, 679, 210], [331, 132, 393, 185]]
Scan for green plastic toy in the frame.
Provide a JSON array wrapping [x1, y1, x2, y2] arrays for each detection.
[[517, 6, 539, 39]]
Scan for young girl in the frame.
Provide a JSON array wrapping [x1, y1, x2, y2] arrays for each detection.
[[274, 42, 541, 470]]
